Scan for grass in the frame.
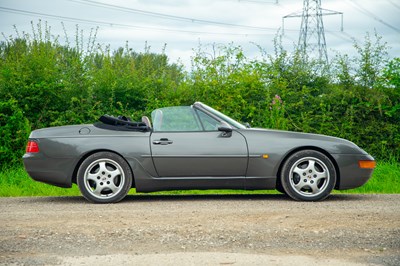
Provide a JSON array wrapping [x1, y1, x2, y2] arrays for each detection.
[[0, 167, 80, 197], [0, 160, 399, 197]]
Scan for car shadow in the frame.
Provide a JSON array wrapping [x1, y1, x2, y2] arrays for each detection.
[[26, 193, 369, 204], [123, 193, 289, 202], [122, 193, 368, 203]]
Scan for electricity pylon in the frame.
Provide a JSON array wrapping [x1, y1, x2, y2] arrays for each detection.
[[283, 0, 343, 63]]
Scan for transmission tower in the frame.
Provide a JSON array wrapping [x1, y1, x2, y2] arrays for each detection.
[[283, 0, 343, 63]]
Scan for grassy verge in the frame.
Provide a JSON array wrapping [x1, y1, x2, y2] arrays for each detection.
[[0, 168, 80, 197], [0, 161, 399, 197]]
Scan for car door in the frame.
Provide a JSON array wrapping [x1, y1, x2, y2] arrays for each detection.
[[150, 106, 248, 177]]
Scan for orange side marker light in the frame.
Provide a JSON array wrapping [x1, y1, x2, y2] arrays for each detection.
[[358, 160, 376, 169]]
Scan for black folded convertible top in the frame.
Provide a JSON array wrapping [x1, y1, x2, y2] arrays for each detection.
[[94, 114, 150, 132]]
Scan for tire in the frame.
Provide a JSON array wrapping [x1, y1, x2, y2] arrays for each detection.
[[77, 152, 132, 203], [280, 150, 336, 201]]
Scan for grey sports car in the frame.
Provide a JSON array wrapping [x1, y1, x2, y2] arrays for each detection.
[[23, 102, 375, 203]]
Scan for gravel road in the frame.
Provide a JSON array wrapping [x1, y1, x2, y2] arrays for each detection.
[[0, 194, 399, 265]]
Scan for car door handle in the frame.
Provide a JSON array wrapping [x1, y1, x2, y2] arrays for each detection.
[[153, 138, 173, 145]]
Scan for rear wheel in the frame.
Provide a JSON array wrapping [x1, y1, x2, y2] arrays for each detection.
[[77, 152, 132, 203], [280, 150, 336, 201]]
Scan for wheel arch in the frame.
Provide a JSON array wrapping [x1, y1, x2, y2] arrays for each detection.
[[71, 149, 136, 188], [275, 146, 341, 189]]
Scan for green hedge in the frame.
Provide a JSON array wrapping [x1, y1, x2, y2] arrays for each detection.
[[0, 24, 399, 167]]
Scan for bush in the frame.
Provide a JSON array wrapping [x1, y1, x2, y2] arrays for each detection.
[[0, 99, 31, 166]]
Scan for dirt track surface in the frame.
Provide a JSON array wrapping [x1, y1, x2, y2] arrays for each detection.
[[0, 194, 399, 265]]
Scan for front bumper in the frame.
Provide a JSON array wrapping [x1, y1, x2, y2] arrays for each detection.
[[332, 153, 375, 190]]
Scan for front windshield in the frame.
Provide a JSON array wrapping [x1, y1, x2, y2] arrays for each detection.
[[196, 103, 246, 129]]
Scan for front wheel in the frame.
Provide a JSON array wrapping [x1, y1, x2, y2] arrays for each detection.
[[280, 150, 336, 201], [77, 152, 132, 203]]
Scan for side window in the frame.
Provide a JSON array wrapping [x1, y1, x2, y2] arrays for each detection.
[[196, 110, 220, 131], [151, 106, 202, 132]]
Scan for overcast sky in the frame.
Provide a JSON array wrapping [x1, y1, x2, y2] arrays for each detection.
[[1, 0, 399, 67]]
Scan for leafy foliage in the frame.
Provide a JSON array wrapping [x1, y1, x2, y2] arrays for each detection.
[[0, 22, 399, 167], [0, 99, 30, 165]]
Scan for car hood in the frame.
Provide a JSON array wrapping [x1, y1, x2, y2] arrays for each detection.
[[240, 128, 368, 155]]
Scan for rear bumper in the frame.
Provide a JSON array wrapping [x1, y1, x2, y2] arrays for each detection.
[[23, 153, 75, 188], [332, 154, 375, 190]]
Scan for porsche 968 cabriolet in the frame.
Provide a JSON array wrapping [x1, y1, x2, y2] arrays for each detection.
[[23, 102, 376, 203]]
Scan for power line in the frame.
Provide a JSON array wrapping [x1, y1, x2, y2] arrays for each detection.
[[219, 0, 278, 4], [341, 31, 355, 41], [386, 0, 400, 10], [326, 30, 352, 43], [0, 6, 274, 37], [71, 0, 276, 32], [0, 5, 351, 44], [346, 0, 400, 33]]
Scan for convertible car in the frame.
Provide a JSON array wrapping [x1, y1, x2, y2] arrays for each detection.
[[23, 102, 375, 203]]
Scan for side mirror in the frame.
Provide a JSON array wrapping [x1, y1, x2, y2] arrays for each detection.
[[218, 122, 232, 137], [218, 126, 232, 133]]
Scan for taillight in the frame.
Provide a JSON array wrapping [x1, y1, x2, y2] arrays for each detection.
[[26, 140, 39, 153]]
